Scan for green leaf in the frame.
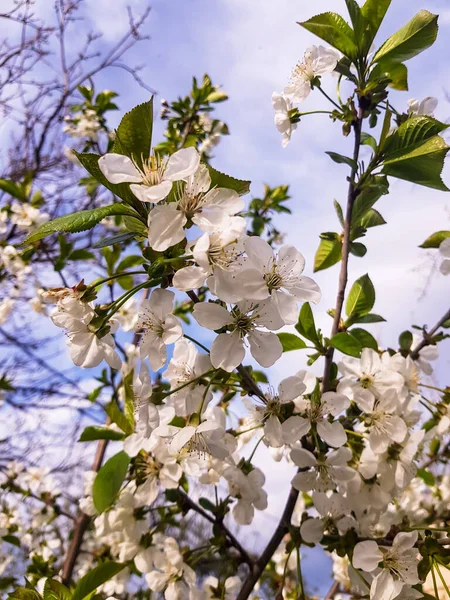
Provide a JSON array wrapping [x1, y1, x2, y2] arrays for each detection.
[[383, 135, 450, 191], [104, 400, 133, 435], [346, 274, 376, 317], [206, 90, 228, 103], [277, 333, 307, 352], [370, 61, 408, 90], [360, 208, 386, 228], [385, 116, 449, 155], [23, 204, 136, 244], [198, 497, 216, 512], [330, 332, 362, 357], [325, 152, 357, 169], [361, 132, 377, 151], [93, 232, 136, 249], [352, 176, 389, 224], [298, 12, 358, 59], [350, 327, 378, 350], [93, 452, 130, 513], [0, 179, 26, 201], [354, 313, 386, 324], [295, 303, 320, 346], [349, 242, 367, 257], [8, 589, 41, 600], [205, 164, 250, 196], [69, 249, 95, 261], [334, 200, 344, 228], [373, 10, 438, 64], [112, 99, 153, 167], [43, 581, 71, 600], [78, 426, 125, 442], [417, 468, 435, 486], [314, 237, 342, 272], [399, 330, 413, 350], [2, 535, 20, 547], [72, 563, 125, 600], [420, 230, 450, 248], [361, 0, 392, 51], [117, 255, 145, 271]]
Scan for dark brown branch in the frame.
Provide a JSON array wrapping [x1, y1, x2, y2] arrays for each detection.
[[179, 489, 254, 570], [410, 308, 450, 360]]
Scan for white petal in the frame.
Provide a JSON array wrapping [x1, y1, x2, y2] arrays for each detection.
[[130, 180, 172, 203], [164, 147, 200, 181], [98, 153, 142, 184], [168, 426, 195, 454], [148, 204, 186, 251], [290, 276, 322, 304], [352, 541, 382, 572], [172, 265, 208, 291], [210, 332, 245, 372], [317, 420, 347, 447], [248, 330, 282, 367], [244, 236, 274, 272], [281, 416, 310, 444], [290, 448, 316, 468], [439, 237, 450, 258], [278, 376, 306, 402], [300, 518, 324, 544], [264, 415, 284, 447], [321, 392, 350, 416], [193, 302, 231, 330], [206, 187, 244, 214], [272, 290, 298, 325]]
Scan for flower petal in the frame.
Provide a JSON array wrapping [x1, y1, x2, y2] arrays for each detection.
[[98, 153, 142, 184]]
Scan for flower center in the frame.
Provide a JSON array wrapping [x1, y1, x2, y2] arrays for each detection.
[[230, 307, 256, 337], [359, 375, 374, 389], [135, 154, 167, 187], [264, 265, 283, 291]]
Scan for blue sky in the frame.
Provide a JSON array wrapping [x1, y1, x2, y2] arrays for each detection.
[[4, 0, 450, 594]]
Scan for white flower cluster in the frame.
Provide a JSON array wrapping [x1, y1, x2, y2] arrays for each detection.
[[63, 109, 102, 141], [272, 45, 340, 146]]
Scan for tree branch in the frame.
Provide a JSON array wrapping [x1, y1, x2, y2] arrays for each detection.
[[179, 490, 254, 570], [410, 307, 450, 360]]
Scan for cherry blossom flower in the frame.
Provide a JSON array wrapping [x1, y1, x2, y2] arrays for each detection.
[[353, 532, 420, 600], [223, 465, 268, 525], [157, 419, 230, 460], [284, 45, 340, 102], [193, 299, 284, 371], [407, 96, 438, 116], [291, 447, 355, 492], [241, 237, 321, 324], [243, 375, 307, 447], [294, 391, 350, 448], [137, 289, 183, 370], [163, 339, 212, 417], [272, 92, 297, 147], [99, 147, 200, 203], [148, 163, 244, 251]]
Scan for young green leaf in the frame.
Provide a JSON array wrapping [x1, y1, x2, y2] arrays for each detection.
[[23, 204, 136, 245], [206, 164, 250, 196], [355, 313, 386, 324], [373, 10, 438, 64], [349, 242, 367, 257], [383, 136, 450, 191], [93, 452, 130, 513], [314, 237, 342, 272], [112, 98, 153, 167], [350, 327, 378, 350], [334, 200, 345, 227], [298, 12, 358, 59], [399, 330, 413, 350], [78, 426, 125, 442], [43, 581, 71, 600], [360, 132, 377, 152], [419, 230, 450, 248], [369, 61, 408, 90], [72, 563, 126, 600], [359, 208, 386, 229], [104, 400, 134, 435], [346, 274, 376, 317], [277, 333, 307, 352], [361, 0, 392, 50], [330, 332, 362, 357], [352, 176, 389, 224], [384, 116, 449, 155], [325, 152, 357, 169], [295, 303, 321, 346]]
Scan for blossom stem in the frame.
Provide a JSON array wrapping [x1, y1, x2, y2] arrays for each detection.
[[431, 562, 440, 599], [247, 435, 264, 463], [299, 110, 334, 116], [345, 429, 363, 438], [89, 271, 148, 288], [410, 307, 450, 360], [104, 278, 161, 322], [420, 383, 447, 393], [296, 546, 306, 600], [316, 85, 342, 110], [278, 547, 294, 597], [435, 560, 450, 596], [234, 424, 263, 437], [161, 369, 216, 399], [184, 333, 210, 354]]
